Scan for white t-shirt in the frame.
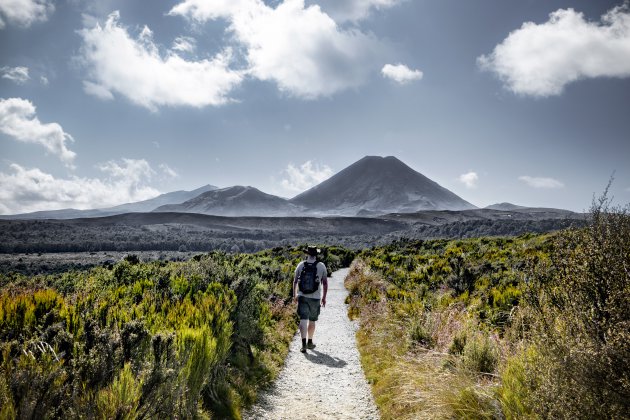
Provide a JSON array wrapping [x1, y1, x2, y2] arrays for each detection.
[[294, 258, 328, 299]]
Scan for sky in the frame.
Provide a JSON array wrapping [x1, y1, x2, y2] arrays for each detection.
[[0, 0, 629, 214]]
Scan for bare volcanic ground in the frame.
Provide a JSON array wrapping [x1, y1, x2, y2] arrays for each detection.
[[244, 268, 379, 420]]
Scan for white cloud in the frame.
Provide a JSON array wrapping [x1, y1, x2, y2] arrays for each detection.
[[78, 11, 243, 110], [518, 176, 564, 189], [458, 171, 479, 189], [0, 0, 54, 29], [281, 160, 333, 192], [478, 5, 630, 96], [40, 75, 49, 85], [169, 0, 382, 99], [0, 97, 76, 166], [1, 66, 30, 84], [97, 158, 155, 184], [159, 163, 179, 178], [82, 80, 114, 100], [381, 63, 423, 84], [0, 160, 159, 214], [172, 36, 196, 53], [313, 0, 403, 23]]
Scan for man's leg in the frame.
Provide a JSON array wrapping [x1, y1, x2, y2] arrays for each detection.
[[307, 320, 316, 340], [307, 320, 316, 349], [299, 320, 308, 340], [297, 297, 309, 352]]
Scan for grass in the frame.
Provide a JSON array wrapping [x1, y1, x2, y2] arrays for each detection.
[[346, 261, 503, 419]]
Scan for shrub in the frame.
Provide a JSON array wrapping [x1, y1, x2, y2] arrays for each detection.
[[521, 191, 630, 418], [461, 334, 498, 375], [96, 363, 142, 419], [0, 244, 356, 418]]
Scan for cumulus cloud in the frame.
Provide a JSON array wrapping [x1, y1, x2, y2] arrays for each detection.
[[281, 160, 333, 192], [478, 5, 630, 96], [0, 97, 76, 166], [313, 0, 404, 22], [0, 160, 160, 214], [1, 66, 30, 84], [458, 171, 479, 189], [78, 11, 243, 110], [169, 0, 382, 99], [518, 176, 564, 189], [0, 0, 54, 29], [381, 63, 423, 84]]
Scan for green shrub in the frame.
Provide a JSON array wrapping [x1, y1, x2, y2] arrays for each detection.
[[409, 319, 434, 348], [96, 363, 142, 419], [520, 193, 630, 418], [448, 330, 467, 355], [497, 348, 536, 420], [0, 245, 355, 419], [462, 334, 498, 375]]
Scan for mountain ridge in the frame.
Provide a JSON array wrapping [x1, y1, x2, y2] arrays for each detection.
[[2, 156, 576, 220], [0, 185, 218, 220], [154, 185, 301, 216]]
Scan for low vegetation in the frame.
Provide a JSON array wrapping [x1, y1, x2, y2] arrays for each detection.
[[346, 196, 629, 419], [0, 196, 623, 419], [0, 245, 355, 419], [0, 215, 582, 254]]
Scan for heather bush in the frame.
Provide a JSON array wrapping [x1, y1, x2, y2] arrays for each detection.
[[0, 245, 356, 419], [517, 193, 630, 418]]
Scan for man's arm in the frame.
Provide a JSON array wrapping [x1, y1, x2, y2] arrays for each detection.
[[321, 274, 328, 307], [293, 265, 300, 303]]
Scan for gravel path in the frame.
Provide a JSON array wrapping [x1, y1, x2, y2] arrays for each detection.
[[244, 268, 380, 420]]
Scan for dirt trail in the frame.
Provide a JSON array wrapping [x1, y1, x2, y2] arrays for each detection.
[[244, 268, 379, 420]]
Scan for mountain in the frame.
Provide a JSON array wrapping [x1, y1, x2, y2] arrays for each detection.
[[104, 184, 217, 213], [0, 184, 218, 220], [154, 186, 301, 216], [485, 202, 527, 211], [290, 156, 477, 215]]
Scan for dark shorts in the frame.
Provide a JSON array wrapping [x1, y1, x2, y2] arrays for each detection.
[[297, 296, 321, 321]]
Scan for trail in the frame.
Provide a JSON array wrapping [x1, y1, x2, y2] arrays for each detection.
[[244, 268, 379, 420]]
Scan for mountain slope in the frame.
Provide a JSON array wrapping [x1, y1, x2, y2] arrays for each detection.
[[484, 202, 527, 211], [0, 185, 218, 220], [155, 186, 301, 216], [290, 156, 476, 215], [105, 184, 217, 213]]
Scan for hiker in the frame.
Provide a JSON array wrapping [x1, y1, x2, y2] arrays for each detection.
[[293, 246, 328, 353]]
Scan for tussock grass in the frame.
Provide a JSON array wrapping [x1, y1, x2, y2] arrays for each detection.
[[346, 261, 503, 419], [349, 193, 630, 419]]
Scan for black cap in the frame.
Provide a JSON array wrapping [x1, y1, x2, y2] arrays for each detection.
[[306, 246, 320, 256]]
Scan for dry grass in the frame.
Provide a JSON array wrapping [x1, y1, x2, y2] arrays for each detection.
[[347, 262, 503, 419]]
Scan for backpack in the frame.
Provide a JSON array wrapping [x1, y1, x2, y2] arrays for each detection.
[[299, 261, 320, 294]]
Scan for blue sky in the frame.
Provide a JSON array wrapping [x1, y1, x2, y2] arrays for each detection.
[[1, 0, 629, 214]]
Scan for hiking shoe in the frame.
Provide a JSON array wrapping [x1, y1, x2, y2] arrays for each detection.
[[307, 342, 316, 350], [300, 345, 307, 353]]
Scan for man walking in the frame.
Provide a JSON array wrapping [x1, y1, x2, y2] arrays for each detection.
[[293, 246, 328, 353]]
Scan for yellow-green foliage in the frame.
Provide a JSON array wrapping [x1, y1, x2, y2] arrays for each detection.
[[96, 363, 142, 420], [348, 234, 553, 419], [351, 199, 629, 419], [515, 197, 630, 419], [0, 245, 355, 419]]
